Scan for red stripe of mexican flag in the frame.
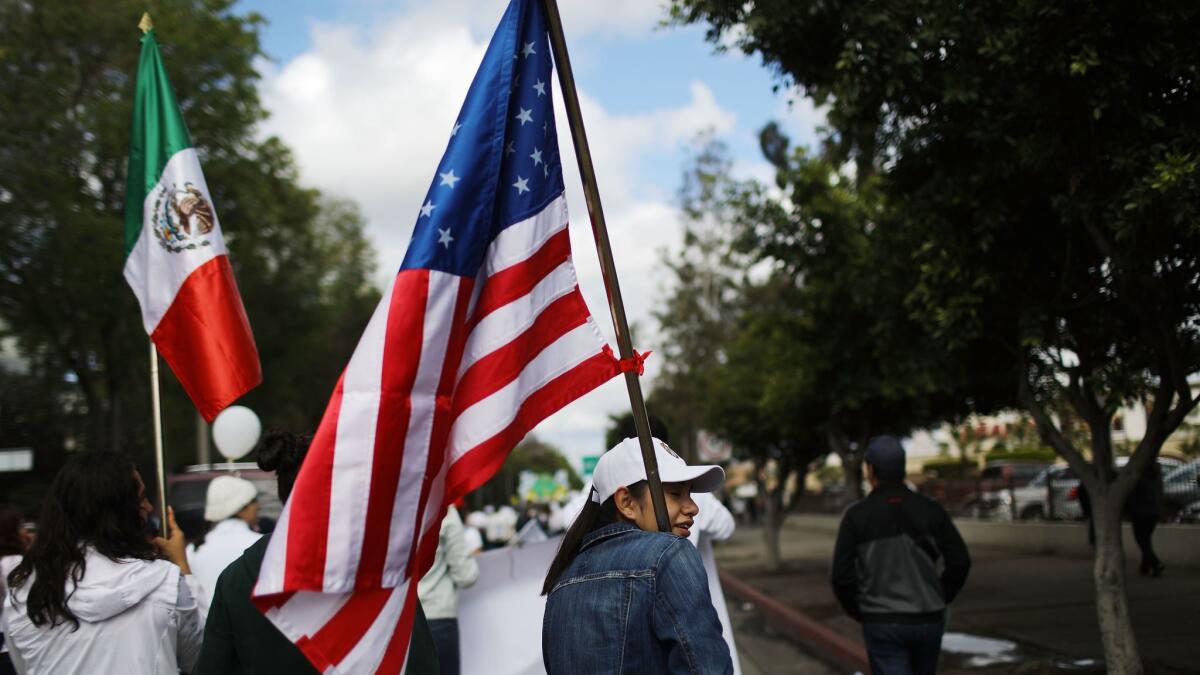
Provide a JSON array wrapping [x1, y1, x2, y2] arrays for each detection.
[[123, 28, 261, 422]]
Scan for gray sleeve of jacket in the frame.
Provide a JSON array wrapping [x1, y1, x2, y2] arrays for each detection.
[[443, 506, 480, 590]]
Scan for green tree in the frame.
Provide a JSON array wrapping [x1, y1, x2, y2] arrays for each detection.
[[471, 436, 582, 507], [0, 1, 380, 486], [703, 274, 827, 569], [732, 123, 1002, 500], [671, 2, 1200, 670], [650, 136, 749, 464]]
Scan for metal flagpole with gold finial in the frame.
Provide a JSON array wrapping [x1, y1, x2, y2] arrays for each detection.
[[138, 11, 169, 539]]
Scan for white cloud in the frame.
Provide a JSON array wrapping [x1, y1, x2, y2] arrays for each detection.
[[555, 0, 670, 38], [363, 0, 668, 42], [257, 5, 736, 466], [775, 89, 828, 150]]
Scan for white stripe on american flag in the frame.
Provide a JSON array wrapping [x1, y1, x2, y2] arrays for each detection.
[[448, 320, 606, 462], [254, 498, 291, 595], [458, 261, 578, 375], [415, 458, 450, 555], [324, 275, 398, 590], [263, 591, 353, 643], [481, 196, 568, 275], [336, 582, 411, 674], [381, 272, 459, 582]]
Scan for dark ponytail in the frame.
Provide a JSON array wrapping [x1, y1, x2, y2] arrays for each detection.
[[255, 429, 312, 503], [542, 481, 646, 595]]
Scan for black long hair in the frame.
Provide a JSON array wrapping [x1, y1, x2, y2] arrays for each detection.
[[8, 451, 158, 629], [541, 481, 646, 595], [0, 504, 24, 557], [254, 429, 312, 503]]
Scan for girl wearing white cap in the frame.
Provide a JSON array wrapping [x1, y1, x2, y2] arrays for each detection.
[[541, 437, 733, 674], [186, 475, 261, 619]]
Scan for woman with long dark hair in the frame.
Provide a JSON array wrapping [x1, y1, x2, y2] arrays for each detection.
[[2, 451, 201, 674], [541, 437, 733, 674], [0, 504, 28, 675], [194, 430, 440, 674]]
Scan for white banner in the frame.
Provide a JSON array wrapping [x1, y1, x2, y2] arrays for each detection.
[[457, 536, 560, 675]]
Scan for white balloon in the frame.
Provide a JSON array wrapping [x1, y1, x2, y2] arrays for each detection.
[[211, 405, 262, 462]]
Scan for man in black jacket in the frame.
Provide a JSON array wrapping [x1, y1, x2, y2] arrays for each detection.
[[831, 436, 971, 675]]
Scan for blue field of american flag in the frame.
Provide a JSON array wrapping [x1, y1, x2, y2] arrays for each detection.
[[251, 1, 625, 671]]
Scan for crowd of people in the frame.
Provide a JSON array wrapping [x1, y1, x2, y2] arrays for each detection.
[[0, 417, 996, 675]]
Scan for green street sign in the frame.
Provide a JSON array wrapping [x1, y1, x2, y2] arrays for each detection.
[[582, 455, 600, 477]]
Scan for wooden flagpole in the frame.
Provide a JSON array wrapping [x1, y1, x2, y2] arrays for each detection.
[[140, 13, 168, 539], [149, 343, 169, 538], [540, 0, 671, 533]]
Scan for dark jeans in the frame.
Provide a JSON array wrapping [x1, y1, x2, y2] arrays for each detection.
[[428, 618, 460, 675], [1131, 515, 1161, 572], [0, 652, 16, 675], [862, 622, 944, 675]]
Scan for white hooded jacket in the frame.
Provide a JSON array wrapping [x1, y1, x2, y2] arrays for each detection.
[[1, 548, 203, 675]]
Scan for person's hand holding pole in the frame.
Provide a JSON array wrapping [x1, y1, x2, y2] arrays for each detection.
[[151, 506, 191, 575]]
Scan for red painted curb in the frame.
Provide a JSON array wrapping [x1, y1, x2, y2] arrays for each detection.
[[720, 571, 870, 673]]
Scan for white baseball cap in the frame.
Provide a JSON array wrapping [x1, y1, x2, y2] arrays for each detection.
[[591, 437, 725, 503], [204, 475, 258, 522]]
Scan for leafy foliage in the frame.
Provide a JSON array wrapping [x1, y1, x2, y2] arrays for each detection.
[[671, 1, 1200, 669], [0, 0, 379, 481]]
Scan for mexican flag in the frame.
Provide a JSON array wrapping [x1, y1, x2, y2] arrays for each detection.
[[123, 25, 261, 422]]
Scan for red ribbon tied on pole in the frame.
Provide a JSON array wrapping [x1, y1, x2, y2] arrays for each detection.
[[605, 345, 651, 375]]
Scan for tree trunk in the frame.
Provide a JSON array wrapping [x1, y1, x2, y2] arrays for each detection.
[[1091, 486, 1142, 674], [842, 456, 863, 503], [758, 460, 789, 571], [762, 495, 782, 571], [829, 431, 864, 504]]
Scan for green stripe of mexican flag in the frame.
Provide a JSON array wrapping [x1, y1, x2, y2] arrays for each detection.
[[123, 28, 261, 422]]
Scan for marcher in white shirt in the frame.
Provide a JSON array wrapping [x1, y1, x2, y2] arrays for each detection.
[[186, 475, 262, 619], [688, 492, 742, 675], [0, 505, 30, 675], [2, 451, 202, 675], [418, 506, 480, 675]]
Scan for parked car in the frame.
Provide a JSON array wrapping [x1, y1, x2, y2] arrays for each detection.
[[962, 461, 1053, 519], [1162, 460, 1200, 521], [1061, 456, 1185, 522], [996, 465, 1081, 521], [167, 463, 282, 540]]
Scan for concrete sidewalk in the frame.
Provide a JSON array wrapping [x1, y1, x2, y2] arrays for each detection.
[[715, 516, 1200, 674]]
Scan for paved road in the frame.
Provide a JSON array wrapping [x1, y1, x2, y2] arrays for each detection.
[[724, 591, 848, 675], [715, 517, 1200, 674]]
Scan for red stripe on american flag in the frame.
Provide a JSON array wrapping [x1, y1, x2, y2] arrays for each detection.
[[468, 227, 570, 327], [356, 270, 429, 588], [412, 516, 444, 584], [284, 373, 344, 590], [444, 348, 619, 501], [376, 584, 421, 675], [402, 279, 473, 583], [452, 290, 590, 416], [297, 588, 393, 669]]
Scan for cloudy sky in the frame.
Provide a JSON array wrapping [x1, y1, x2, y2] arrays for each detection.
[[239, 0, 824, 469]]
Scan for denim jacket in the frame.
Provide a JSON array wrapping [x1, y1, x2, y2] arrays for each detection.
[[543, 522, 733, 674]]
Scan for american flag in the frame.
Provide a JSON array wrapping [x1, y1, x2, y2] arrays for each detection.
[[251, 1, 628, 672]]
